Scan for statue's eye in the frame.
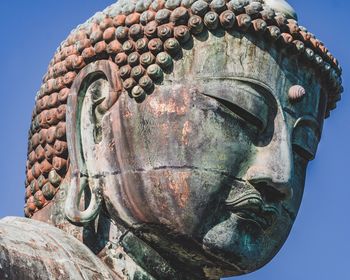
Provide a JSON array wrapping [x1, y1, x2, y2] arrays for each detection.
[[203, 83, 270, 132], [292, 125, 319, 161]]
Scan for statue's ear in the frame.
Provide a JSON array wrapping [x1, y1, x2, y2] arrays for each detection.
[[65, 60, 123, 225]]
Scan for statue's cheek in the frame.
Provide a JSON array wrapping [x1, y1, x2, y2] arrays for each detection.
[[100, 87, 256, 230]]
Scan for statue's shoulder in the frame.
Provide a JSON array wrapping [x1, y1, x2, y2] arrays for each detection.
[[0, 217, 120, 279]]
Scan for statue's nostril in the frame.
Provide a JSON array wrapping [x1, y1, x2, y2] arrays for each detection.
[[253, 181, 290, 203]]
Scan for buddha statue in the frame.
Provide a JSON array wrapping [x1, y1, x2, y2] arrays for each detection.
[[0, 0, 343, 279]]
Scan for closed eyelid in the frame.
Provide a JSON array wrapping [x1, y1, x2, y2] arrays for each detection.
[[203, 82, 272, 131], [294, 116, 321, 140], [231, 80, 278, 113], [292, 116, 321, 161]]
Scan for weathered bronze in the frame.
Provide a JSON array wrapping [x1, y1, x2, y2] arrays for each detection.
[[0, 0, 343, 279]]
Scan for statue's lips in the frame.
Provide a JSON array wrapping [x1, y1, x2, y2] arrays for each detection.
[[225, 194, 279, 230]]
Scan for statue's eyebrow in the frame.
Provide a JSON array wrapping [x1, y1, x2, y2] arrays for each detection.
[[231, 77, 274, 96]]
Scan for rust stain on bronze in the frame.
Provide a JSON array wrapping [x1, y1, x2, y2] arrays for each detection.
[[123, 107, 133, 119], [149, 97, 177, 117], [181, 121, 192, 146], [167, 171, 190, 208]]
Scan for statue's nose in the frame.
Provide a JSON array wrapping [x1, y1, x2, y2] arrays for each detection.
[[244, 122, 293, 202]]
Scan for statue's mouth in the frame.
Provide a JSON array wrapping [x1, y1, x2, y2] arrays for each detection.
[[225, 194, 279, 230]]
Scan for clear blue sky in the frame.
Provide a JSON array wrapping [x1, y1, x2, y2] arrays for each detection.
[[0, 1, 348, 279]]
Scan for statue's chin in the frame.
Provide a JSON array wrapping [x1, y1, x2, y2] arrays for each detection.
[[202, 213, 288, 274]]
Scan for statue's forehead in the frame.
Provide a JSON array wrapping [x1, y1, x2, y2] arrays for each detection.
[[165, 31, 323, 121]]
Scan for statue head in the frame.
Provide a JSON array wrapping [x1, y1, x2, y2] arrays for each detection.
[[25, 0, 342, 278]]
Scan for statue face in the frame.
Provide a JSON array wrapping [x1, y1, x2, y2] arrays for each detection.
[[94, 34, 326, 274]]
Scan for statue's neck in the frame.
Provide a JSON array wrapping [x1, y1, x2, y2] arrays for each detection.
[[120, 226, 228, 280], [87, 216, 219, 279], [120, 231, 202, 280]]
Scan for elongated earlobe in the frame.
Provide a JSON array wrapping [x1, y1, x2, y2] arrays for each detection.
[[65, 173, 102, 225], [65, 60, 123, 225]]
